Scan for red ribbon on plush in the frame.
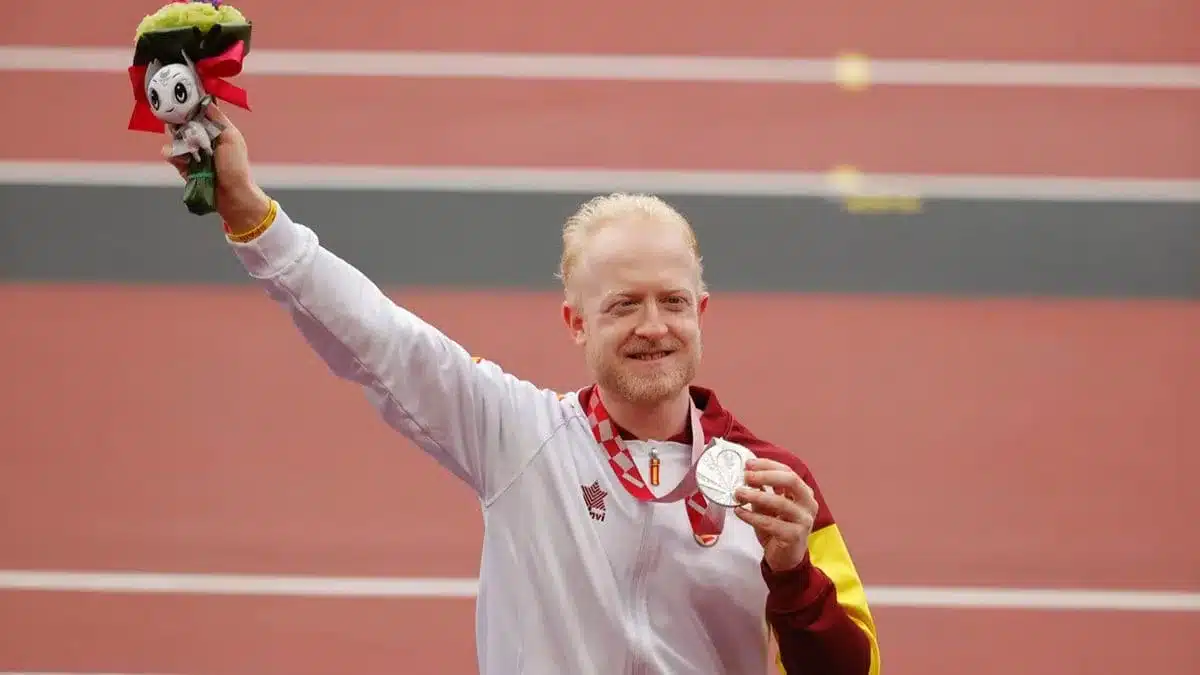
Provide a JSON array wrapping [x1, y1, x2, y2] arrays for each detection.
[[127, 38, 251, 133]]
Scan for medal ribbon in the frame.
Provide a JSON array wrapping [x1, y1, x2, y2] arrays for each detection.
[[585, 387, 725, 539]]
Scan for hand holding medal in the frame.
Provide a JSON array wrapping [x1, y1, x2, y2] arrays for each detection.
[[736, 457, 820, 572], [126, 1, 254, 216], [696, 441, 819, 573], [586, 388, 820, 559]]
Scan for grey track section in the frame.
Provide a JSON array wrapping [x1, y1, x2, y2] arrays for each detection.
[[1, 185, 1197, 298]]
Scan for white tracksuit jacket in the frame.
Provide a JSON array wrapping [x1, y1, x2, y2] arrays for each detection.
[[226, 204, 880, 675]]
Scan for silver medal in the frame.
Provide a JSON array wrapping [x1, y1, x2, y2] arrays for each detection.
[[694, 438, 756, 508]]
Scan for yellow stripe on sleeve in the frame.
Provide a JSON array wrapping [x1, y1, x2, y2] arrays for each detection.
[[770, 523, 881, 675]]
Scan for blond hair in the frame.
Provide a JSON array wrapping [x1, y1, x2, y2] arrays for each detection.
[[557, 192, 706, 302]]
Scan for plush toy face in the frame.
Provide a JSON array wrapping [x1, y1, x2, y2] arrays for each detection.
[[146, 64, 204, 126]]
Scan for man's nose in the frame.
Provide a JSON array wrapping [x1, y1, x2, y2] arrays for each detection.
[[634, 303, 669, 338]]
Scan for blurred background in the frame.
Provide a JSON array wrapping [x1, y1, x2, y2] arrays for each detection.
[[1, 1, 1197, 673]]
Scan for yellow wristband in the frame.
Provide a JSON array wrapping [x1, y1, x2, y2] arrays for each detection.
[[226, 199, 279, 243]]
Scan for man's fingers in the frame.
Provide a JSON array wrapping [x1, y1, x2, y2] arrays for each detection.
[[735, 487, 811, 525], [744, 460, 817, 502], [733, 507, 806, 543], [205, 102, 231, 125], [745, 468, 812, 501], [161, 146, 188, 179], [745, 458, 790, 472], [743, 468, 798, 490], [743, 461, 807, 494]]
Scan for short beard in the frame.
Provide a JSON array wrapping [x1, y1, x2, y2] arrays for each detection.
[[588, 342, 700, 406]]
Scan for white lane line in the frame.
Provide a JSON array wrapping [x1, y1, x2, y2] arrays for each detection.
[[0, 570, 478, 598], [0, 46, 1197, 89], [2, 161, 1198, 203], [1, 570, 1197, 612]]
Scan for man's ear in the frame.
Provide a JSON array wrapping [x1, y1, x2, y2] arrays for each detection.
[[697, 291, 710, 320], [562, 301, 587, 345]]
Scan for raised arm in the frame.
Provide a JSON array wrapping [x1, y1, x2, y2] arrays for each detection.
[[183, 106, 561, 503]]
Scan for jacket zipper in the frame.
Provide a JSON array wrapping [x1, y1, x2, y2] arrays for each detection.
[[627, 501, 655, 675], [627, 444, 661, 674]]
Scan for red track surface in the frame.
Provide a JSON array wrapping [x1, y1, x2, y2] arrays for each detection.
[[2, 1, 1198, 673], [1, 288, 1197, 673], [5, 0, 1199, 62], [4, 72, 1198, 177]]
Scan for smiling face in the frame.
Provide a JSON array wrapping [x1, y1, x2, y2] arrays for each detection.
[[146, 63, 203, 125], [561, 194, 709, 406]]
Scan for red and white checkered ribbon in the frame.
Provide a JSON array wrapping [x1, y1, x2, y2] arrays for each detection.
[[585, 387, 725, 540]]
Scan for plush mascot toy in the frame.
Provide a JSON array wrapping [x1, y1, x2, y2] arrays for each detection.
[[127, 1, 253, 216]]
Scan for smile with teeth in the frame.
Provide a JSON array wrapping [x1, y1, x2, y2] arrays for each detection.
[[630, 351, 671, 361]]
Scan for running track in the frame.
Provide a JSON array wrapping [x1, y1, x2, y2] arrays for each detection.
[[1, 1, 1198, 674]]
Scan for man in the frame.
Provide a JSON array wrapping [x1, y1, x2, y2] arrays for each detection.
[[173, 105, 881, 674]]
